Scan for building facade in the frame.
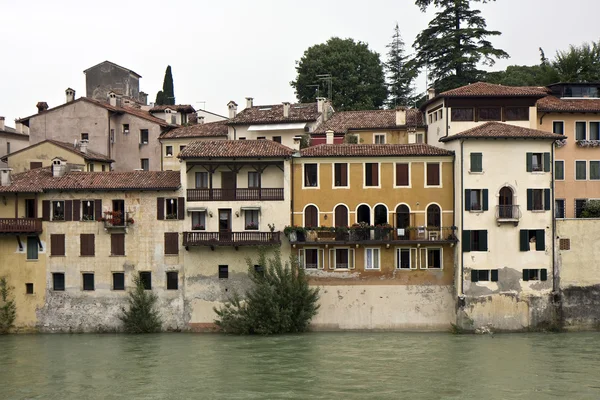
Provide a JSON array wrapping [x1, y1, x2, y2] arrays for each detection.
[[0, 117, 30, 168]]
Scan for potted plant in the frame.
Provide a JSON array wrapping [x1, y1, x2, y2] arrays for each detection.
[[166, 213, 178, 220], [375, 223, 392, 240], [317, 226, 336, 241], [245, 222, 258, 230], [335, 226, 349, 241], [193, 224, 205, 231], [126, 217, 135, 225]]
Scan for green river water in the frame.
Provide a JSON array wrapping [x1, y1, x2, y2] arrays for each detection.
[[1, 332, 599, 399]]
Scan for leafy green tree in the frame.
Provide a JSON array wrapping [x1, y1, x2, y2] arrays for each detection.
[[413, 0, 509, 92], [385, 24, 418, 107], [120, 276, 162, 333], [0, 277, 16, 334], [214, 249, 320, 335], [581, 200, 600, 218], [291, 37, 387, 111], [482, 48, 559, 86], [155, 65, 175, 105], [553, 40, 600, 82]]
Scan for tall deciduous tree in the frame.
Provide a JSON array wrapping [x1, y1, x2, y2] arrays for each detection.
[[155, 65, 175, 105], [553, 40, 600, 82], [413, 0, 509, 92], [385, 24, 418, 107], [291, 37, 387, 111]]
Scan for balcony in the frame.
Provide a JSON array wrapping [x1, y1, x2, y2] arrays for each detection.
[[187, 188, 284, 202], [496, 205, 521, 225], [183, 231, 281, 248], [286, 226, 457, 245], [0, 218, 43, 234], [101, 211, 133, 230]]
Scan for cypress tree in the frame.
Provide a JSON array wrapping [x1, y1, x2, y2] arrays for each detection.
[[155, 65, 175, 105], [385, 23, 418, 108]]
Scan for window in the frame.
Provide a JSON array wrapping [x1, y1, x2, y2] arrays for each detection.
[[364, 163, 379, 187], [52, 201, 65, 221], [248, 171, 261, 188], [505, 107, 529, 121], [141, 158, 149, 171], [470, 153, 482, 173], [334, 163, 348, 187], [522, 269, 548, 282], [462, 230, 488, 252], [244, 210, 259, 230], [82, 273, 95, 291], [555, 199, 566, 218], [87, 163, 94, 172], [365, 248, 380, 270], [27, 237, 38, 260], [395, 163, 409, 186], [304, 164, 318, 187], [26, 283, 33, 294], [334, 205, 348, 227], [139, 272, 152, 290], [332, 248, 354, 269], [272, 136, 282, 143], [374, 205, 388, 225], [218, 265, 229, 279], [426, 248, 442, 269], [304, 205, 318, 227], [166, 271, 178, 290], [532, 189, 544, 211], [140, 129, 149, 144], [113, 273, 125, 290], [180, 145, 186, 152], [81, 133, 89, 141], [50, 234, 65, 256], [531, 153, 543, 172], [426, 163, 440, 186], [195, 172, 209, 189], [575, 199, 587, 218], [426, 204, 441, 228], [257, 136, 266, 140], [576, 121, 587, 141], [30, 161, 42, 170], [590, 122, 600, 141], [110, 128, 115, 143], [192, 212, 206, 230], [555, 160, 564, 180], [102, 165, 106, 172], [396, 248, 414, 269], [467, 189, 483, 211], [301, 249, 320, 269], [171, 115, 177, 124], [451, 108, 474, 121], [478, 107, 501, 121], [590, 161, 600, 180], [239, 137, 246, 140], [166, 146, 173, 157], [123, 124, 130, 134], [374, 134, 386, 144], [52, 273, 65, 291], [164, 232, 179, 255], [519, 229, 545, 251], [471, 269, 499, 282], [553, 121, 564, 135], [416, 133, 424, 143], [576, 160, 587, 180], [111, 233, 125, 256], [6, 142, 10, 155], [166, 198, 178, 219], [82, 200, 95, 221]]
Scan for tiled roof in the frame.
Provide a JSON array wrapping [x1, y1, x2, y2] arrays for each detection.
[[229, 103, 320, 125], [313, 109, 423, 134], [160, 121, 228, 139], [0, 139, 113, 163], [0, 168, 180, 193], [149, 104, 196, 113], [537, 95, 600, 113], [300, 143, 454, 157], [439, 122, 566, 142], [178, 140, 294, 159], [438, 82, 550, 97]]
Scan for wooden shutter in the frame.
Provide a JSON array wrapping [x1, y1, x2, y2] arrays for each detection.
[[527, 189, 533, 211], [111, 233, 125, 256], [334, 205, 348, 227], [543, 153, 550, 172], [464, 189, 471, 211], [427, 163, 439, 186], [80, 234, 95, 256], [157, 197, 165, 220], [526, 153, 532, 172], [64, 200, 73, 221], [480, 230, 488, 251], [42, 200, 50, 221], [536, 230, 545, 251], [328, 249, 335, 269], [178, 197, 185, 220], [72, 199, 81, 221], [372, 164, 379, 186], [544, 189, 551, 211], [340, 163, 348, 186], [540, 269, 548, 281], [318, 249, 325, 270], [165, 232, 179, 255], [470, 153, 482, 172], [297, 249, 304, 268], [50, 234, 65, 256], [522, 269, 529, 281], [30, 161, 42, 170], [482, 189, 489, 211], [305, 206, 317, 227], [491, 270, 499, 282], [94, 199, 102, 221], [520, 230, 529, 252], [471, 269, 479, 282], [462, 230, 471, 252], [396, 163, 408, 186]]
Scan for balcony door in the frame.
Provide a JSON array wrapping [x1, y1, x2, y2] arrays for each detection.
[[396, 205, 410, 239], [499, 187, 513, 218], [25, 199, 36, 218], [221, 172, 236, 200], [219, 209, 232, 241]]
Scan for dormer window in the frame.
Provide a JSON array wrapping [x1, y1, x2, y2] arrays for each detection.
[[259, 107, 272, 111]]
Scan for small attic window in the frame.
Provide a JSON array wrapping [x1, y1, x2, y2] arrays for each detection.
[[259, 107, 272, 111], [294, 105, 307, 109]]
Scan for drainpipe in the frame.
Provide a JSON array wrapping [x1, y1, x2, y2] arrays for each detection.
[[290, 155, 294, 226], [551, 141, 557, 293], [107, 112, 112, 159], [459, 139, 465, 297]]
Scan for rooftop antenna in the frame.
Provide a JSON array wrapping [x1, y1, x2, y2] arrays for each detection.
[[317, 74, 332, 100]]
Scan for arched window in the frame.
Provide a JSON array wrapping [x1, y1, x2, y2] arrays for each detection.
[[396, 205, 410, 229], [304, 205, 318, 227], [427, 204, 441, 228], [334, 205, 348, 227], [374, 204, 388, 225], [357, 204, 371, 225], [499, 186, 514, 219]]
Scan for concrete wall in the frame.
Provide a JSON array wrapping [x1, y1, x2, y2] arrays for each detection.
[[0, 133, 29, 168], [197, 110, 227, 123], [86, 63, 140, 103], [111, 113, 163, 171]]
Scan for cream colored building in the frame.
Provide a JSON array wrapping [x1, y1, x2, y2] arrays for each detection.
[[0, 118, 30, 168]]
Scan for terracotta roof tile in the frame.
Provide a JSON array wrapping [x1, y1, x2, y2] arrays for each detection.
[[178, 140, 294, 159], [229, 103, 320, 125], [300, 143, 453, 157], [537, 95, 600, 113], [439, 82, 550, 97], [0, 168, 180, 193], [439, 122, 566, 142], [160, 121, 229, 139], [149, 104, 196, 113], [313, 109, 423, 134]]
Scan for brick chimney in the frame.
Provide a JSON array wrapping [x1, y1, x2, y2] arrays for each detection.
[[283, 102, 290, 118], [0, 168, 12, 186], [227, 101, 238, 119], [79, 139, 89, 154], [0, 117, 4, 131], [316, 97, 325, 113], [326, 129, 334, 144], [395, 107, 407, 126], [246, 97, 254, 109], [37, 102, 49, 113], [65, 88, 75, 103], [428, 87, 436, 100]]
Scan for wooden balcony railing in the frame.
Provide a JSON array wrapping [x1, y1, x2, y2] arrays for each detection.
[[187, 188, 284, 201], [287, 226, 457, 244], [183, 231, 281, 247], [0, 218, 43, 234]]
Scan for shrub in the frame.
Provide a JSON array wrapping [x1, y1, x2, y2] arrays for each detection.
[[120, 276, 162, 333], [581, 200, 600, 218], [343, 134, 359, 144], [214, 249, 320, 334], [0, 277, 16, 334]]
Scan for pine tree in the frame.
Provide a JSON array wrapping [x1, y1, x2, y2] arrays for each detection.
[[119, 276, 162, 333], [413, 0, 509, 92], [155, 65, 175, 105], [0, 277, 16, 334], [385, 24, 418, 108]]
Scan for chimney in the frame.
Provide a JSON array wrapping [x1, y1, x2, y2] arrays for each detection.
[[198, 116, 205, 124], [292, 136, 302, 151], [283, 102, 290, 118], [246, 97, 254, 109], [139, 91, 148, 105], [227, 101, 238, 119], [65, 88, 75, 103], [0, 168, 12, 186], [395, 107, 407, 126], [14, 121, 22, 133], [0, 117, 4, 131], [79, 139, 89, 154], [36, 102, 49, 113], [427, 87, 436, 100], [52, 158, 66, 178], [316, 97, 325, 113], [108, 92, 118, 107], [189, 112, 198, 125], [325, 130, 334, 144]]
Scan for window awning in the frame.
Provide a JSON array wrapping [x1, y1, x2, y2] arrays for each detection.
[[240, 206, 261, 211], [187, 207, 207, 213], [248, 123, 307, 131]]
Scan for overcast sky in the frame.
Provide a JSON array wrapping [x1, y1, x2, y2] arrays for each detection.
[[1, 0, 599, 125]]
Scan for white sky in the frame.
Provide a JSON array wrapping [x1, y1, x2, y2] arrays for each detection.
[[1, 0, 599, 125]]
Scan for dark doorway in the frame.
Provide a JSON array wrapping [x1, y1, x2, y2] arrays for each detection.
[[25, 199, 36, 218], [219, 209, 232, 241], [221, 172, 236, 200], [499, 187, 514, 218], [396, 205, 410, 239], [357, 205, 370, 225]]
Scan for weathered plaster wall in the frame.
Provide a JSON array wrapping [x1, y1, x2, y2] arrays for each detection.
[[86, 63, 140, 103], [5, 141, 87, 173], [0, 133, 30, 168], [111, 114, 163, 171]]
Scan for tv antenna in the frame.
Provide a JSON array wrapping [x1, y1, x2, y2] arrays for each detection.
[[317, 74, 332, 100], [196, 101, 206, 110]]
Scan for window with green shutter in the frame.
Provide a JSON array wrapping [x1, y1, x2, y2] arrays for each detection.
[[520, 229, 545, 251], [463, 230, 487, 251], [470, 153, 482, 172], [470, 269, 498, 282]]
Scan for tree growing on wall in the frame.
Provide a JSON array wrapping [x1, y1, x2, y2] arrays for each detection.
[[291, 37, 387, 111], [155, 65, 175, 105], [214, 249, 320, 334], [0, 277, 16, 334], [385, 24, 418, 107], [412, 0, 509, 92], [120, 276, 162, 333]]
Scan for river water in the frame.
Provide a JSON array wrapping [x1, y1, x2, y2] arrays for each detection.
[[1, 332, 599, 399]]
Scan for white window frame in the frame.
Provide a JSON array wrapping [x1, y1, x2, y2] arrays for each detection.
[[363, 162, 381, 189], [424, 247, 443, 270], [302, 163, 320, 189], [298, 248, 324, 270], [424, 162, 442, 188], [396, 247, 417, 270], [555, 160, 565, 181], [531, 189, 545, 211], [331, 162, 349, 189], [52, 200, 65, 221], [165, 145, 173, 157], [81, 200, 95, 221], [415, 133, 424, 143], [373, 133, 386, 144], [531, 153, 544, 173], [393, 162, 411, 188], [191, 211, 206, 230], [575, 120, 587, 141], [575, 160, 587, 181], [589, 121, 600, 141], [555, 199, 566, 219], [364, 248, 380, 270], [589, 160, 600, 181], [552, 120, 565, 135], [329, 247, 355, 270], [243, 210, 260, 231]]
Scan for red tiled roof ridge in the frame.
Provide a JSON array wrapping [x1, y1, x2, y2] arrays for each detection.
[[178, 139, 294, 159], [537, 95, 600, 113], [228, 102, 321, 125], [438, 82, 550, 97], [313, 109, 423, 134], [1, 139, 114, 163], [160, 120, 229, 139], [300, 143, 453, 157], [439, 121, 566, 142]]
